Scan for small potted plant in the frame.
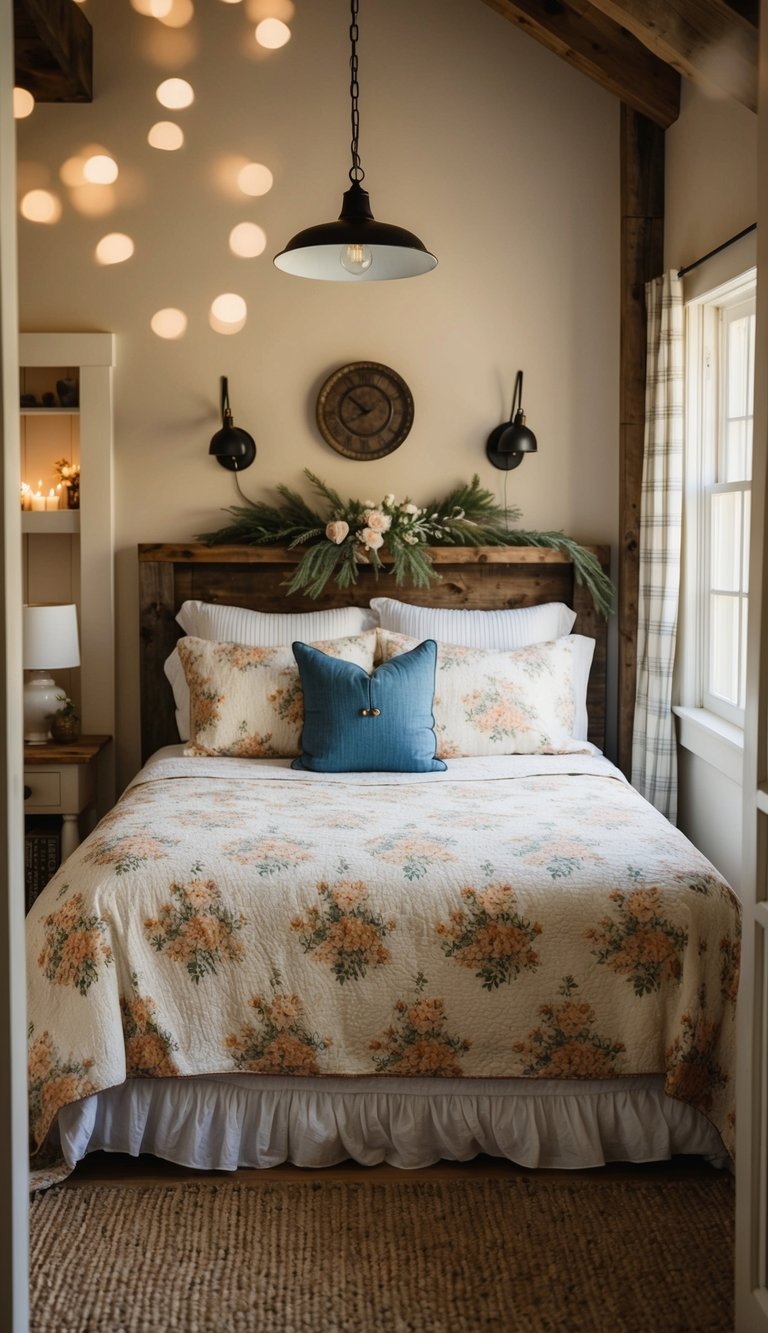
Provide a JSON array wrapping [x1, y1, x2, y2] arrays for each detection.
[[48, 693, 80, 743]]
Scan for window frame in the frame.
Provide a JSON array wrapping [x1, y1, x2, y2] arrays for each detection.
[[678, 268, 756, 737]]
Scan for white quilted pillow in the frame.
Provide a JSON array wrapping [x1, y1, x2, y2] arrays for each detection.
[[369, 598, 576, 650]]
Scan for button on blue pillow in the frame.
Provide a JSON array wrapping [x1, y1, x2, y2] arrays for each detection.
[[291, 637, 446, 773]]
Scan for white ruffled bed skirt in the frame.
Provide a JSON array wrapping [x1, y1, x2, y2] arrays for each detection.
[[55, 1073, 727, 1173]]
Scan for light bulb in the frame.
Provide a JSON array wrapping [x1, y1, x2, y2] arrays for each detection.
[[340, 243, 372, 275]]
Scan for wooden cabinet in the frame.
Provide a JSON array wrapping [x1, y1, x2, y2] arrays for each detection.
[[20, 333, 116, 813]]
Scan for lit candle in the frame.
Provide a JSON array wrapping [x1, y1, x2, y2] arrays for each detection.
[[45, 488, 59, 511]]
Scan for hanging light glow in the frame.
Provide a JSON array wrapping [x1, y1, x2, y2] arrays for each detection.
[[83, 154, 119, 184], [255, 18, 290, 48], [151, 307, 188, 338], [229, 222, 267, 257], [20, 190, 62, 224], [156, 77, 195, 108], [13, 87, 35, 119], [274, 0, 436, 282], [148, 121, 185, 151], [95, 233, 135, 265]]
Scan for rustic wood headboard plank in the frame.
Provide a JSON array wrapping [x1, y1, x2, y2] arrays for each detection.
[[138, 543, 610, 762]]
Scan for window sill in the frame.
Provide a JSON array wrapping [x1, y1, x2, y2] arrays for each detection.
[[673, 706, 744, 785]]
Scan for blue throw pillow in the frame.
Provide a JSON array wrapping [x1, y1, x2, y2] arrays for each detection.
[[291, 638, 446, 773]]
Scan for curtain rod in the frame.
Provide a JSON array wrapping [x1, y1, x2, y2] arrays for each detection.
[[677, 223, 756, 278]]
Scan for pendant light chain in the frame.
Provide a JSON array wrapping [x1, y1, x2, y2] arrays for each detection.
[[349, 0, 364, 183]]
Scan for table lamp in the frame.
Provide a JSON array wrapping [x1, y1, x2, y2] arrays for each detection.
[[23, 603, 80, 744]]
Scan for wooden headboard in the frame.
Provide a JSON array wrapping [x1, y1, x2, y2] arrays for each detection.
[[138, 543, 610, 763]]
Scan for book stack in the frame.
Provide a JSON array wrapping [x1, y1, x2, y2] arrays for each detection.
[[25, 816, 61, 913]]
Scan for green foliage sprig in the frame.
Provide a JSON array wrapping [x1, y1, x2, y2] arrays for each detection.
[[198, 470, 614, 618]]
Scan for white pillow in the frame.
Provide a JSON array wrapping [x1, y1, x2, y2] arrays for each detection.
[[378, 630, 596, 753], [369, 598, 576, 650], [166, 601, 379, 740]]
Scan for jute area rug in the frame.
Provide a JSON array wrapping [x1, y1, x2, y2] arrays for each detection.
[[29, 1160, 733, 1332]]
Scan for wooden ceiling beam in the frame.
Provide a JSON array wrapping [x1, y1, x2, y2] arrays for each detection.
[[587, 0, 757, 112], [13, 0, 92, 103], [478, 0, 680, 128]]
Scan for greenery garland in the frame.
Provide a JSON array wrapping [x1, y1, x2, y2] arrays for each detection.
[[198, 471, 614, 618]]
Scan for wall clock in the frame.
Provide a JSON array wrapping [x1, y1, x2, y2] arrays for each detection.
[[316, 361, 414, 460]]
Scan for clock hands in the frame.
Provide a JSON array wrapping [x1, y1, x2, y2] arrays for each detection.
[[346, 394, 372, 418]]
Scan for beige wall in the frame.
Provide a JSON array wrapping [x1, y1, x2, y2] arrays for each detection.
[[16, 0, 620, 788], [666, 80, 757, 269]]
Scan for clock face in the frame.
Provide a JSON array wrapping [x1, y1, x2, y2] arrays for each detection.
[[316, 361, 414, 460]]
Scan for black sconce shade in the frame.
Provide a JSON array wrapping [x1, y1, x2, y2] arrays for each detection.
[[209, 377, 256, 472], [486, 371, 538, 471]]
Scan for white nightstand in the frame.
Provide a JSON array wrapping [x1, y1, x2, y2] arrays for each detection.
[[24, 735, 112, 860]]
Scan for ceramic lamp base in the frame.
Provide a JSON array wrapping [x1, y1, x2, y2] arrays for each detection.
[[23, 671, 62, 744]]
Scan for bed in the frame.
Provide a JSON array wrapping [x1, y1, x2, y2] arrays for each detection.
[[26, 544, 739, 1177]]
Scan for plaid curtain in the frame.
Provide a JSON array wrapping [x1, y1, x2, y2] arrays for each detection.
[[631, 272, 684, 823]]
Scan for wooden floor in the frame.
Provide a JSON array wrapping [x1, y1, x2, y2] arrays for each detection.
[[64, 1150, 723, 1189]]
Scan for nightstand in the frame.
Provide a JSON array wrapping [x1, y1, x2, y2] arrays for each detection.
[[24, 734, 112, 861]]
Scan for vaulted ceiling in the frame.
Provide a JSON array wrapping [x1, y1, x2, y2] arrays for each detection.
[[479, 0, 758, 127], [12, 0, 759, 125]]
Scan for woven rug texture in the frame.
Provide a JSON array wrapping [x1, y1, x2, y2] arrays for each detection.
[[29, 1171, 734, 1332]]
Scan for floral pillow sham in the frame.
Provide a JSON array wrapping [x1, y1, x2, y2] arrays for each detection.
[[177, 630, 377, 758], [167, 602, 377, 742], [377, 630, 595, 757]]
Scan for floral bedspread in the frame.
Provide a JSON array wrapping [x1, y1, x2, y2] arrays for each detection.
[[26, 752, 740, 1156]]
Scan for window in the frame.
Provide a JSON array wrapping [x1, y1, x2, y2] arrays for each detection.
[[682, 272, 755, 731]]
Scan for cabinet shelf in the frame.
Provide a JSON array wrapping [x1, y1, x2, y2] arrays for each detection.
[[20, 408, 80, 417], [22, 510, 80, 535]]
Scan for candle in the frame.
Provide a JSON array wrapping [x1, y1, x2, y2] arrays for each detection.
[[30, 492, 46, 512], [45, 489, 59, 511]]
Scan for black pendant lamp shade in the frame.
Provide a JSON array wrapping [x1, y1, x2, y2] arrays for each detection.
[[486, 371, 538, 471], [274, 0, 437, 282], [209, 377, 256, 472]]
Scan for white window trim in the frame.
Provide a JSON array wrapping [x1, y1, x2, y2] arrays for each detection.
[[677, 265, 756, 783]]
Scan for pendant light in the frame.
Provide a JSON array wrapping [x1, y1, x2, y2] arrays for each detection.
[[274, 0, 437, 282]]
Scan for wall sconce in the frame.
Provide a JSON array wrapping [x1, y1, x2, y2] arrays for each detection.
[[486, 370, 538, 471], [209, 377, 256, 471]]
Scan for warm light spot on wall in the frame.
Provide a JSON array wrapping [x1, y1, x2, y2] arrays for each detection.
[[148, 121, 184, 151], [156, 77, 195, 108], [60, 155, 87, 187], [247, 0, 294, 21], [157, 0, 195, 27], [13, 88, 35, 119], [151, 307, 188, 339], [209, 293, 247, 335], [237, 162, 273, 196], [95, 233, 135, 265], [255, 18, 290, 48], [229, 222, 267, 258], [69, 183, 117, 217], [83, 154, 119, 184], [20, 190, 62, 224]]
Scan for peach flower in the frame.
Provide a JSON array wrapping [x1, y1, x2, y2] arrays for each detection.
[[326, 520, 349, 544]]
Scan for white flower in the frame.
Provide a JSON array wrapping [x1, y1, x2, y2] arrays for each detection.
[[360, 527, 384, 550], [326, 520, 349, 544], [400, 502, 420, 516], [383, 493, 395, 508], [362, 508, 391, 534]]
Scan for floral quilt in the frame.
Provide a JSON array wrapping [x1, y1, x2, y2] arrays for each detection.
[[26, 752, 740, 1157]]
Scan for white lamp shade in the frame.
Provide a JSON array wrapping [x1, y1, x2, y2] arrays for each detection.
[[23, 603, 80, 670]]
